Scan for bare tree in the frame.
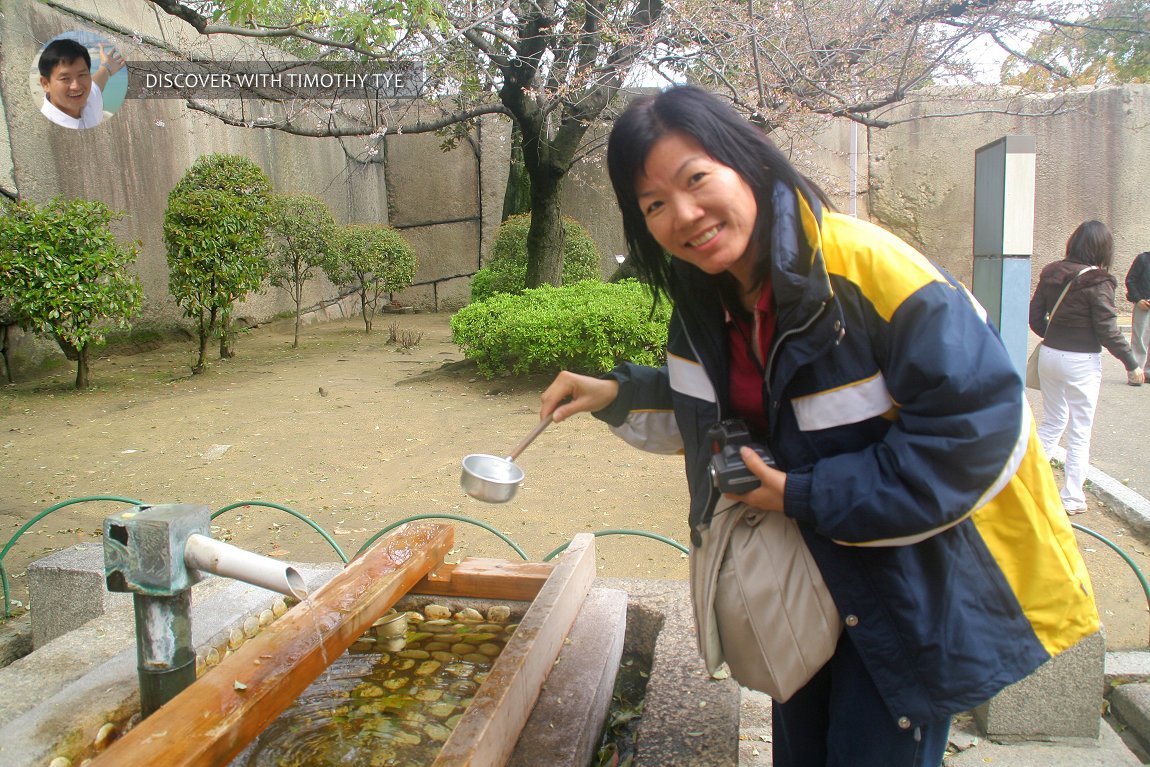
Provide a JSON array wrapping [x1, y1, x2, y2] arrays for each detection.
[[655, 0, 1145, 132], [129, 0, 1142, 285], [142, 0, 669, 290]]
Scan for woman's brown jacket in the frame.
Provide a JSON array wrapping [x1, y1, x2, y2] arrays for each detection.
[[1029, 258, 1138, 371]]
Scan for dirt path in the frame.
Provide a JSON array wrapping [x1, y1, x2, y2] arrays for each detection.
[[1, 313, 1147, 651]]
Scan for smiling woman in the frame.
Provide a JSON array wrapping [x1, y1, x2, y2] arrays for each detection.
[[538, 85, 1102, 767], [30, 31, 127, 130]]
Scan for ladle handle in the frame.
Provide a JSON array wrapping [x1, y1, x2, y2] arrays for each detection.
[[507, 414, 554, 462]]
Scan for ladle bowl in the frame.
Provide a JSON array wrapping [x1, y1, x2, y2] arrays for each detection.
[[460, 453, 525, 503], [460, 415, 553, 503]]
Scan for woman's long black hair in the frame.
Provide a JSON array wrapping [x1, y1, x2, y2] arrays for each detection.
[[606, 85, 830, 301]]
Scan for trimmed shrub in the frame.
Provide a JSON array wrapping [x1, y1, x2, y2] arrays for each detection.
[[451, 279, 670, 378], [164, 153, 272, 371], [0, 198, 142, 389], [471, 213, 601, 301], [326, 224, 416, 333], [266, 193, 338, 347]]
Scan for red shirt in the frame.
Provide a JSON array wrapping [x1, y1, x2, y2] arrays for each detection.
[[726, 283, 776, 437]]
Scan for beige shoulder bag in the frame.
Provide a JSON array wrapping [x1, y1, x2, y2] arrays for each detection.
[[690, 500, 842, 701]]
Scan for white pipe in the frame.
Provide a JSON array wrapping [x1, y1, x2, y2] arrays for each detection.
[[184, 534, 308, 601]]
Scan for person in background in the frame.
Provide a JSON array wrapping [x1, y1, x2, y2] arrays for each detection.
[[1125, 249, 1150, 382], [1029, 220, 1144, 515], [38, 38, 124, 129], [540, 85, 1099, 767]]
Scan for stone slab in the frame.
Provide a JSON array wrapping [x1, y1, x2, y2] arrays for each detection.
[[974, 631, 1106, 740], [600, 577, 741, 767], [509, 587, 628, 767], [402, 219, 482, 283], [1107, 650, 1150, 683], [385, 131, 479, 226], [28, 542, 132, 647], [945, 716, 1142, 767], [1110, 682, 1150, 751], [477, 116, 512, 260], [393, 274, 473, 313], [299, 292, 363, 325]]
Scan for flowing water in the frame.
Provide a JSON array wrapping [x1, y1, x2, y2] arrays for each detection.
[[238, 605, 516, 767]]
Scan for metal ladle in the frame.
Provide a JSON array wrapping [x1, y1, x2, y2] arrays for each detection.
[[460, 414, 554, 503]]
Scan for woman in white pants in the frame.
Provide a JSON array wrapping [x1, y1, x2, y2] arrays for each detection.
[[1029, 221, 1145, 514]]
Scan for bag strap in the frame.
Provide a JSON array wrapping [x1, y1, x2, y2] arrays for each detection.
[[1047, 266, 1096, 325]]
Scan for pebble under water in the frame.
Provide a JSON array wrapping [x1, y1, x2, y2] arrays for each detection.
[[240, 605, 517, 767]]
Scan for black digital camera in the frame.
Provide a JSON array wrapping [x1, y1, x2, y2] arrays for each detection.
[[706, 419, 774, 494]]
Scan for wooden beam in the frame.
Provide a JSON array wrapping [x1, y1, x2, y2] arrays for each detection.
[[87, 522, 454, 767], [413, 557, 553, 601], [432, 533, 597, 767]]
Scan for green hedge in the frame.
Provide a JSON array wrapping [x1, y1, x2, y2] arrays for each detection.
[[451, 280, 670, 378], [472, 213, 601, 301]]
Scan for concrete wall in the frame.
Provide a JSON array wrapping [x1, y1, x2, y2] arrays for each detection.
[[565, 86, 1150, 311], [0, 0, 498, 328], [3, 0, 1148, 342], [866, 86, 1150, 297]]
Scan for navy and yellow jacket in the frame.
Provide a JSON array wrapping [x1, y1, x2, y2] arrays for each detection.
[[594, 182, 1099, 727]]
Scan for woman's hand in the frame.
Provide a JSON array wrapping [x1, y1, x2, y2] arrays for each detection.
[[540, 371, 619, 423], [727, 445, 787, 512]]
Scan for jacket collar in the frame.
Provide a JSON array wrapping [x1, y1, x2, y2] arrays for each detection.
[[768, 180, 834, 330]]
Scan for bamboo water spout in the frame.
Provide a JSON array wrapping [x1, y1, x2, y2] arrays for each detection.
[[89, 521, 454, 767], [184, 533, 308, 600]]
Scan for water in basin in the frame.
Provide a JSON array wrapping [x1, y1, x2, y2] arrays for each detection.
[[236, 604, 518, 767]]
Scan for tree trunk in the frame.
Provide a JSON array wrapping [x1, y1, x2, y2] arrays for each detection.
[[523, 182, 565, 289], [1, 324, 13, 384], [219, 307, 235, 359], [194, 308, 215, 374], [293, 284, 303, 349], [501, 125, 531, 221], [360, 288, 372, 334], [53, 335, 89, 389], [501, 82, 587, 291], [75, 345, 90, 389]]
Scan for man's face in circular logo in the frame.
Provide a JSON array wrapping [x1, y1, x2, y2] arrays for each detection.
[[40, 57, 93, 119]]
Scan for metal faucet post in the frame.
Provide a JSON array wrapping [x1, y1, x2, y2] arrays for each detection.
[[103, 504, 306, 717]]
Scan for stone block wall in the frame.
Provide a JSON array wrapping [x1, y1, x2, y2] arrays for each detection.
[[0, 0, 502, 331], [3, 0, 1148, 353], [867, 86, 1150, 294]]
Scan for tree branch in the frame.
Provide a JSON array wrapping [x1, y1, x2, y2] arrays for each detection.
[[184, 98, 511, 138], [144, 0, 384, 58]]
